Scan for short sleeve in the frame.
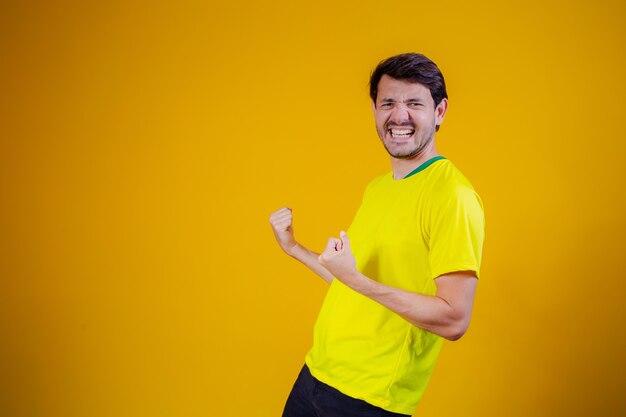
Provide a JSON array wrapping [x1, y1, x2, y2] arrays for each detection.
[[428, 185, 485, 280]]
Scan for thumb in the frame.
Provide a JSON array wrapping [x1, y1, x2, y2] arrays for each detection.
[[340, 230, 351, 251]]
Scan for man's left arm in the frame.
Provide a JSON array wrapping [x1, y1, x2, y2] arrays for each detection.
[[318, 232, 477, 341]]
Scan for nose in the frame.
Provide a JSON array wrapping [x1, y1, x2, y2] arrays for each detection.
[[388, 104, 411, 125]]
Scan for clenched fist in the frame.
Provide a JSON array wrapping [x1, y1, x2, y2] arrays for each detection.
[[318, 231, 359, 284], [269, 207, 298, 255]]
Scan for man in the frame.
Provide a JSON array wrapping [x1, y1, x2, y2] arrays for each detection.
[[269, 53, 485, 417]]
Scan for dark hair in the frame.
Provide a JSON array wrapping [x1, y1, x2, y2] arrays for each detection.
[[369, 53, 448, 107]]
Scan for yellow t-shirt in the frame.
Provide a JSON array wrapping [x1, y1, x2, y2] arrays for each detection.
[[305, 157, 485, 415]]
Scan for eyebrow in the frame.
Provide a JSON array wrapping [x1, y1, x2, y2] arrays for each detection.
[[380, 98, 424, 103]]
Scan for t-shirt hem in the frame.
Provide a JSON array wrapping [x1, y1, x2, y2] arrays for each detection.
[[431, 264, 480, 280], [305, 359, 416, 415]]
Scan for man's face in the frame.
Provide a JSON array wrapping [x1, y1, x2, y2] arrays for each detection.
[[372, 74, 447, 160]]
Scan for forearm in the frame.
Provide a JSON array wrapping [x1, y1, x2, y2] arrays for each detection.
[[286, 243, 335, 284], [349, 272, 468, 340]]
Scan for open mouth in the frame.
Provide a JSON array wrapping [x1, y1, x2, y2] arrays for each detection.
[[388, 128, 415, 139]]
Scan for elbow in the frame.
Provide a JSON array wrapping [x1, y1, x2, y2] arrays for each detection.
[[444, 329, 465, 341], [443, 319, 470, 341]]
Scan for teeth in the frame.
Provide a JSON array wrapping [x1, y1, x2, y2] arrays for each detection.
[[391, 129, 414, 136]]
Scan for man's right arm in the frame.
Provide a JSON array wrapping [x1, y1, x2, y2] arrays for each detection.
[[269, 207, 335, 284]]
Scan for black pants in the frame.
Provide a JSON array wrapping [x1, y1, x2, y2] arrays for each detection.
[[282, 365, 411, 417]]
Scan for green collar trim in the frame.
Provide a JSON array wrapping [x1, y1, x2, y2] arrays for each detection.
[[402, 156, 446, 179]]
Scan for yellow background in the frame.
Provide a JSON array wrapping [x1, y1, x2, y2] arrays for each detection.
[[1, 0, 625, 416]]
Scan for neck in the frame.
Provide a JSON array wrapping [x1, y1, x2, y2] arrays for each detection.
[[390, 144, 440, 180]]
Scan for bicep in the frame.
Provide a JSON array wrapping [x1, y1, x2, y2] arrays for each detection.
[[434, 270, 478, 320]]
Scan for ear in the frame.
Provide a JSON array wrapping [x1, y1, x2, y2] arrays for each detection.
[[371, 100, 376, 113], [435, 98, 448, 127]]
